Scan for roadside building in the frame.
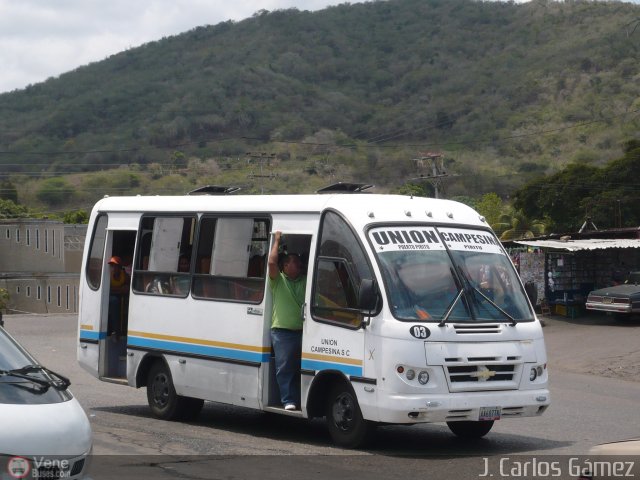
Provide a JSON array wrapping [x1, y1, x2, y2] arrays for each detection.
[[0, 219, 86, 314], [505, 227, 640, 318]]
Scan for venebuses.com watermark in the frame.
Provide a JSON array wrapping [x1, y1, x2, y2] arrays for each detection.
[[5, 456, 72, 479]]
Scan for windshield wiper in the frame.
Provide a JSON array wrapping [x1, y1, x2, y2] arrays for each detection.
[[455, 265, 517, 326], [438, 267, 467, 327], [438, 288, 465, 327], [0, 364, 70, 391]]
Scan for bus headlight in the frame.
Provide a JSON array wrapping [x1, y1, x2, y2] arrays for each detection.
[[417, 371, 430, 385], [530, 365, 545, 382], [405, 369, 416, 381]]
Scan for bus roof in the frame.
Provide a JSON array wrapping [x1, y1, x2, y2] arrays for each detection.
[[91, 194, 488, 230]]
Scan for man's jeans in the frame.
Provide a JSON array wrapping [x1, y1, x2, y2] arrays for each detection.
[[271, 328, 302, 406]]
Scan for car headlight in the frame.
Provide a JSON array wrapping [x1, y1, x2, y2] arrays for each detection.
[[418, 371, 430, 385]]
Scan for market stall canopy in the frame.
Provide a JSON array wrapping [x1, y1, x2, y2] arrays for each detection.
[[514, 238, 640, 251]]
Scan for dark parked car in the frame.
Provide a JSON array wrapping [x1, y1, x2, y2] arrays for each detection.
[[586, 272, 640, 317]]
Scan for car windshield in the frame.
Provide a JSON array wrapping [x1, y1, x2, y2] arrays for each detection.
[[0, 328, 71, 404], [369, 226, 533, 323], [627, 272, 640, 284]]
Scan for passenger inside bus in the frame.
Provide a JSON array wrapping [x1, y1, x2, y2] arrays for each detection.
[[170, 254, 191, 295], [108, 256, 130, 338], [269, 231, 307, 411]]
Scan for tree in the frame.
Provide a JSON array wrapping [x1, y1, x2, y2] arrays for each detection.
[[512, 140, 640, 231], [513, 163, 600, 232], [449, 195, 477, 209], [0, 199, 31, 219], [395, 183, 429, 197], [0, 180, 18, 203], [496, 208, 547, 241], [62, 210, 89, 224], [475, 193, 503, 227]]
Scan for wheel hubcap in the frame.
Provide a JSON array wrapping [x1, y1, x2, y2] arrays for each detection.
[[151, 372, 169, 408], [332, 392, 355, 431]]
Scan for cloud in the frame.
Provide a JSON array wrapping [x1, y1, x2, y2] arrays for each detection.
[[0, 0, 350, 93]]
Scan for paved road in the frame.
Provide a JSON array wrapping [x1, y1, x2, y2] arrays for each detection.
[[4, 313, 640, 479]]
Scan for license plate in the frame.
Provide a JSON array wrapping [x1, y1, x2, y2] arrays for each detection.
[[603, 297, 613, 304], [479, 406, 501, 421]]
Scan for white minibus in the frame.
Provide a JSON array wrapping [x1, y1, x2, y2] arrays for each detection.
[[77, 185, 549, 447]]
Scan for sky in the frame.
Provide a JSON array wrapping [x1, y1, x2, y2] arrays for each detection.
[[0, 0, 351, 94]]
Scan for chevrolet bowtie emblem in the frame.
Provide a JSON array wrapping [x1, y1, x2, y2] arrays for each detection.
[[471, 365, 496, 381]]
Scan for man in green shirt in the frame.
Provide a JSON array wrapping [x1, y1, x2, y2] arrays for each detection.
[[269, 231, 306, 411]]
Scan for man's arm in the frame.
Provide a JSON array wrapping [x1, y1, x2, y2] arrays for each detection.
[[268, 231, 281, 280]]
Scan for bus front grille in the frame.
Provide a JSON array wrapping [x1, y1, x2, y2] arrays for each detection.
[[445, 363, 520, 391]]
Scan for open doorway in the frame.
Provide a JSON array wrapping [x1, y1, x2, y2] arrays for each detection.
[[103, 230, 136, 379], [266, 233, 312, 409]]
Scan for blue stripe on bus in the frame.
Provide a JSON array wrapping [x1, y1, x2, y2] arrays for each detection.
[[301, 359, 363, 377], [80, 330, 107, 341], [127, 336, 270, 363]]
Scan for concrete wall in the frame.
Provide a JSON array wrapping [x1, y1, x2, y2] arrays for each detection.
[[0, 274, 80, 314], [0, 220, 87, 314]]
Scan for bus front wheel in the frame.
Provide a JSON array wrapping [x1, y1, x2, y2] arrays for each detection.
[[447, 420, 494, 439], [325, 384, 373, 448], [146, 361, 203, 421]]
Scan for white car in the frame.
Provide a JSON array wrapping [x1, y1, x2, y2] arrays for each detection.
[[0, 325, 92, 479]]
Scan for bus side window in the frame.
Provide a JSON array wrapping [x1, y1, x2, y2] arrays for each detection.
[[193, 217, 269, 303], [311, 211, 378, 327], [85, 214, 108, 290], [132, 216, 195, 297]]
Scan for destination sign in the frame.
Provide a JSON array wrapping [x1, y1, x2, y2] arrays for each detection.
[[438, 227, 504, 254], [369, 226, 503, 255], [369, 227, 446, 252]]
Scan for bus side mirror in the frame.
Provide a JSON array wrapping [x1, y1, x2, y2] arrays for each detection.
[[358, 278, 378, 314]]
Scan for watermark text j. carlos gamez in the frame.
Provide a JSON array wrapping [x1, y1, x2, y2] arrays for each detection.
[[480, 457, 635, 477]]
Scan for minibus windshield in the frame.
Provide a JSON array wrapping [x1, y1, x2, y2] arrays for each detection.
[[369, 226, 533, 323]]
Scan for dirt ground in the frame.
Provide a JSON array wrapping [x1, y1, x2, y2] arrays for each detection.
[[542, 311, 640, 382]]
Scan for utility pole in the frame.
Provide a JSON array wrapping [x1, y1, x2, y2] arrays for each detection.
[[411, 152, 449, 199], [246, 152, 277, 194]]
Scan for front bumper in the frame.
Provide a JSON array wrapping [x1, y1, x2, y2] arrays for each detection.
[[374, 388, 550, 424], [586, 302, 633, 313]]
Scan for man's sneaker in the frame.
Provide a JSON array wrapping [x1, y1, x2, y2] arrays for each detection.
[[284, 403, 297, 411]]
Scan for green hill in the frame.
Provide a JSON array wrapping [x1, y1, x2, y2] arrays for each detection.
[[1, 0, 640, 212]]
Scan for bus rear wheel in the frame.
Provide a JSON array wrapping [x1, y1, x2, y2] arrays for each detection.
[[447, 420, 494, 439], [325, 384, 373, 448], [146, 361, 203, 421]]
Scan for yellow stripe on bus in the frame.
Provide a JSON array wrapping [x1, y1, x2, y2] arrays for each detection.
[[79, 324, 94, 331], [302, 352, 363, 366], [127, 330, 270, 353]]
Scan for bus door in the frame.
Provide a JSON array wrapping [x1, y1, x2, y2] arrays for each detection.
[[264, 232, 313, 409], [103, 230, 136, 379], [302, 211, 378, 412], [78, 214, 108, 378]]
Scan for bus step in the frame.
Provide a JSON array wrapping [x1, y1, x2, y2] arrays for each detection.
[[100, 376, 128, 386], [264, 406, 304, 417]]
